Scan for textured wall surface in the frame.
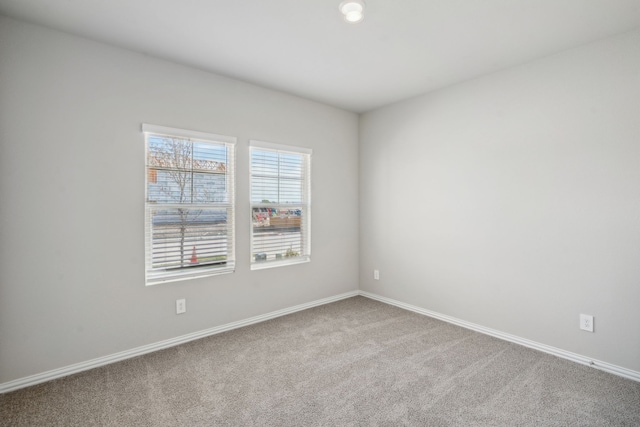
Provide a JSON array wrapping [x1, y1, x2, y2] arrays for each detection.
[[359, 29, 640, 372], [0, 16, 359, 383]]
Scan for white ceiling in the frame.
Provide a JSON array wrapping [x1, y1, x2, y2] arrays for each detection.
[[1, 0, 639, 113]]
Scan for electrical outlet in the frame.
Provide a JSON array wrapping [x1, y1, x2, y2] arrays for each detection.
[[374, 269, 380, 280], [580, 314, 593, 332], [176, 299, 186, 314]]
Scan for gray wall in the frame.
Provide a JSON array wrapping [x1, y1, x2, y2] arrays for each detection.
[[360, 29, 640, 372], [0, 17, 359, 383]]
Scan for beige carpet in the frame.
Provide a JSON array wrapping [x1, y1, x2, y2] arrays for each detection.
[[2, 296, 639, 426]]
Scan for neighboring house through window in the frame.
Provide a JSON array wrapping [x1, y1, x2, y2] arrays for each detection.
[[143, 124, 236, 284], [250, 140, 311, 269]]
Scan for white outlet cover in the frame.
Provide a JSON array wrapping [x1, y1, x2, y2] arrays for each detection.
[[580, 314, 594, 332], [176, 299, 186, 314]]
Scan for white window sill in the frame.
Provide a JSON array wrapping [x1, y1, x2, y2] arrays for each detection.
[[250, 257, 310, 271], [145, 264, 235, 286]]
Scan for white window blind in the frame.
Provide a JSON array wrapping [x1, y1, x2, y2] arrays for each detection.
[[250, 140, 311, 269], [144, 124, 236, 284]]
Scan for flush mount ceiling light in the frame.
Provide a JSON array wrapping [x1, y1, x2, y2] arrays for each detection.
[[339, 0, 365, 23]]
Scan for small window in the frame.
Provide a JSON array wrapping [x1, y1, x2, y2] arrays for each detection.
[[250, 140, 311, 269], [143, 124, 236, 284]]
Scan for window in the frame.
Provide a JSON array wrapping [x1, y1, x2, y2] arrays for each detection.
[[250, 140, 311, 269], [143, 124, 236, 284]]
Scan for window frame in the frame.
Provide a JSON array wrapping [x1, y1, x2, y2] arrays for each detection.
[[249, 140, 312, 270], [143, 124, 236, 285]]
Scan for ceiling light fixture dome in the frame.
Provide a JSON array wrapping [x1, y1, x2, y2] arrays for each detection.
[[339, 0, 365, 23]]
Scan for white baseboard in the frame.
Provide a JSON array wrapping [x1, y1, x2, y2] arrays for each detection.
[[0, 290, 359, 394], [359, 290, 640, 383], [3, 289, 637, 393]]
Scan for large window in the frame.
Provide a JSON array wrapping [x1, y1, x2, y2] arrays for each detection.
[[144, 124, 235, 284], [250, 140, 311, 269]]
